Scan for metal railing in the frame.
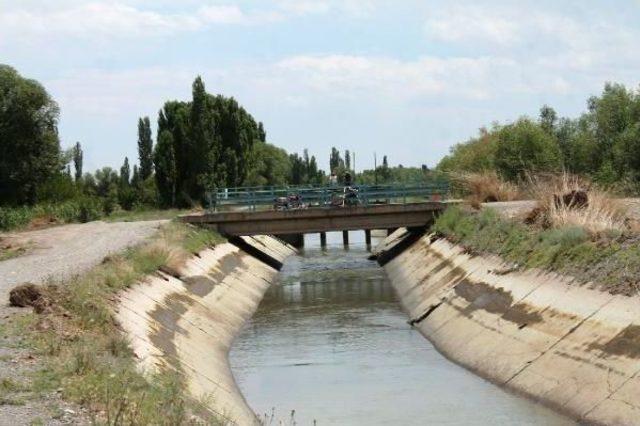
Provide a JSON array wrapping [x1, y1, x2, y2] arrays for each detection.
[[206, 180, 449, 212]]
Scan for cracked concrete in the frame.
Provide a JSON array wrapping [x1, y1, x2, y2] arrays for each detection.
[[383, 231, 640, 426]]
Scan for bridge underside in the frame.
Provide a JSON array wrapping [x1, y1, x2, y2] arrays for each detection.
[[181, 202, 445, 236]]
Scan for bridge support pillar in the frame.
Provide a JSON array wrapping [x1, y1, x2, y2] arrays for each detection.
[[276, 233, 304, 249], [342, 230, 349, 246], [365, 229, 371, 246], [320, 232, 327, 248]]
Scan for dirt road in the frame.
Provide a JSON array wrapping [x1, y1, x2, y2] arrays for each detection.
[[0, 220, 167, 305], [0, 220, 166, 425]]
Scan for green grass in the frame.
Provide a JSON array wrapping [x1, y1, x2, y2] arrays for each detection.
[[104, 208, 190, 223], [5, 222, 226, 424], [433, 206, 640, 295], [0, 202, 192, 232]]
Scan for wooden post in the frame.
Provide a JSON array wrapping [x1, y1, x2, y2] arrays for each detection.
[[342, 230, 349, 246], [320, 232, 327, 248], [365, 229, 371, 246]]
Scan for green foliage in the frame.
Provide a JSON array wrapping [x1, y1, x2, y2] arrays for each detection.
[[0, 65, 62, 205], [77, 197, 102, 223], [495, 118, 562, 181], [137, 117, 153, 181], [155, 77, 263, 206], [0, 206, 32, 230], [244, 142, 291, 186], [437, 127, 498, 174], [289, 149, 324, 185], [72, 142, 83, 182], [154, 130, 177, 207], [435, 82, 640, 191], [329, 147, 344, 173], [357, 164, 436, 185]]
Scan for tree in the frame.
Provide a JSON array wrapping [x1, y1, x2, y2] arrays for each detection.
[[131, 165, 140, 189], [329, 147, 344, 172], [0, 65, 61, 204], [73, 142, 83, 182], [345, 149, 351, 170], [94, 167, 119, 197], [495, 118, 562, 181], [436, 126, 499, 173], [120, 157, 130, 187], [539, 105, 557, 134], [137, 116, 153, 181], [155, 77, 264, 206], [380, 155, 391, 181], [258, 122, 266, 142], [154, 130, 177, 207], [244, 142, 291, 186]]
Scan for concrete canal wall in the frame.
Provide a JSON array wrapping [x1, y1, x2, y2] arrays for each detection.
[[115, 235, 295, 425], [382, 231, 640, 425]]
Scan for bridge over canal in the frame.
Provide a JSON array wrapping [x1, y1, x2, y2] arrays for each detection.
[[181, 182, 450, 249]]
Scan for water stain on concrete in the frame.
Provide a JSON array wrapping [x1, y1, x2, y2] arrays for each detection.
[[206, 253, 245, 283], [149, 292, 195, 363], [588, 325, 640, 359], [183, 275, 218, 298], [454, 280, 543, 326]]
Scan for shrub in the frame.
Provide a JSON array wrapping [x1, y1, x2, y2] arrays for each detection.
[[452, 171, 521, 207], [0, 206, 33, 230], [77, 198, 102, 223], [527, 173, 627, 234]]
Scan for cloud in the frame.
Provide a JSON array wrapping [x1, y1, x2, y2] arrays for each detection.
[[0, 0, 378, 44], [0, 1, 310, 43], [425, 5, 519, 45]]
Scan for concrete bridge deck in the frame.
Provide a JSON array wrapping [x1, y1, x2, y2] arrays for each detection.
[[181, 202, 446, 237]]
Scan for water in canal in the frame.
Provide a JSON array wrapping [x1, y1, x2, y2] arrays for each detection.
[[229, 232, 574, 425]]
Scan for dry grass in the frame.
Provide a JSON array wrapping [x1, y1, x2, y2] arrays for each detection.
[[453, 171, 521, 208], [527, 173, 628, 235]]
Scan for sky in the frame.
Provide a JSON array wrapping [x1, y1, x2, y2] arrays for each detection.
[[1, 0, 639, 172]]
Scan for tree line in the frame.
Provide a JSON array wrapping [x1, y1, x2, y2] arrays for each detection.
[[437, 83, 640, 192], [0, 65, 344, 217]]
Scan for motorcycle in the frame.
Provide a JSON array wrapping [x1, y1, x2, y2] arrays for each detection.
[[274, 193, 304, 210]]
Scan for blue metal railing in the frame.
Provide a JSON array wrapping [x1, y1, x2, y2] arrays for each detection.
[[206, 180, 449, 212]]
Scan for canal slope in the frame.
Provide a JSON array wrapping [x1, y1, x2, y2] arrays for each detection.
[[116, 236, 295, 424], [383, 231, 640, 425], [230, 232, 573, 424]]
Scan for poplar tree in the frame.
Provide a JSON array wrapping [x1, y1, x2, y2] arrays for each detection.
[[72, 142, 83, 182], [154, 130, 177, 207], [137, 117, 153, 180], [120, 157, 130, 187]]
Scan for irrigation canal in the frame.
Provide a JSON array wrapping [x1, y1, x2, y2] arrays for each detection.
[[229, 232, 574, 425]]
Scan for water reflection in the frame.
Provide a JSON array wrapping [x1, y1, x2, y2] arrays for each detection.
[[230, 232, 574, 425]]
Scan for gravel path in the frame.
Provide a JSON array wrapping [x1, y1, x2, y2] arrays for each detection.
[[0, 220, 167, 425], [0, 220, 167, 306]]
